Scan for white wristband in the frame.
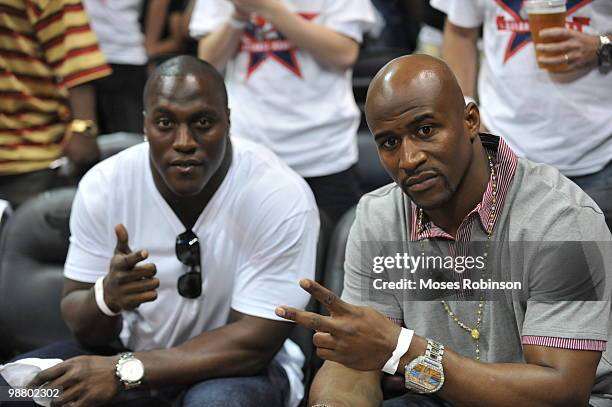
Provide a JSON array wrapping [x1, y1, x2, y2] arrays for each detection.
[[94, 276, 120, 317], [464, 96, 477, 106], [228, 16, 248, 30], [382, 327, 414, 375]]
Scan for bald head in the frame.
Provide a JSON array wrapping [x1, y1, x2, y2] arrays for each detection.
[[365, 54, 465, 127], [143, 55, 228, 111]]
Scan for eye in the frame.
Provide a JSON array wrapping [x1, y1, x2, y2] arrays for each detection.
[[381, 137, 400, 150], [195, 117, 212, 129], [156, 117, 172, 130], [417, 125, 434, 138]]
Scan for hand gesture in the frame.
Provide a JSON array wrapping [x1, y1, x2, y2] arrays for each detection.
[[103, 224, 159, 312], [536, 27, 600, 72], [30, 356, 119, 407], [275, 279, 401, 371]]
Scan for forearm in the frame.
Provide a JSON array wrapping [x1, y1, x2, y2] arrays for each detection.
[[398, 336, 595, 407], [135, 320, 284, 386], [61, 288, 122, 347], [309, 361, 382, 407], [145, 0, 171, 54], [260, 3, 359, 71], [197, 26, 242, 71], [67, 83, 97, 121], [441, 19, 479, 98]]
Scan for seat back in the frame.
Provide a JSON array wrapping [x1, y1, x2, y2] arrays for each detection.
[[0, 187, 76, 356], [356, 131, 391, 194], [322, 207, 357, 299]]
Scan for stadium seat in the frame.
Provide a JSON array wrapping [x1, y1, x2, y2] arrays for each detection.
[[0, 187, 75, 358], [98, 132, 144, 160], [356, 131, 391, 194]]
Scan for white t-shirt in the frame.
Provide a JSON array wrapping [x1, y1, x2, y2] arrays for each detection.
[[431, 0, 612, 176], [64, 138, 319, 407], [189, 0, 376, 177], [83, 0, 147, 65]]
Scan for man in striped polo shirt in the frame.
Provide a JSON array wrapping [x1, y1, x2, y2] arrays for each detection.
[[277, 55, 612, 406], [0, 0, 111, 207]]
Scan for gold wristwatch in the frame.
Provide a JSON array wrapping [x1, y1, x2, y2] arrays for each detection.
[[69, 119, 99, 138]]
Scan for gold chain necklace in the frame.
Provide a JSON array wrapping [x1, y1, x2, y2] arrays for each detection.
[[417, 153, 496, 360]]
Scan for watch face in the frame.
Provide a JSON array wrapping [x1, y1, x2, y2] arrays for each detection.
[[120, 359, 144, 382], [406, 358, 443, 392]]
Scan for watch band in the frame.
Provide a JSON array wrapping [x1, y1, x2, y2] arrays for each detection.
[[425, 338, 444, 363], [94, 276, 120, 317], [597, 35, 612, 68]]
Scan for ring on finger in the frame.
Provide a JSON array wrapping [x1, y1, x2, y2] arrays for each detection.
[[564, 53, 569, 62]]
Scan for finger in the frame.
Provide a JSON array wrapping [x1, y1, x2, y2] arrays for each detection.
[[113, 250, 149, 271], [537, 53, 575, 66], [538, 27, 571, 39], [29, 363, 68, 387], [123, 291, 158, 309], [275, 306, 336, 333], [535, 40, 574, 53], [114, 224, 131, 254], [120, 278, 160, 295], [298, 279, 350, 314], [115, 263, 157, 283], [51, 383, 81, 407], [312, 332, 336, 350], [316, 347, 340, 363]]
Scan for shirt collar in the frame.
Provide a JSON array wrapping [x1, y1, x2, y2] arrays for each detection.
[[410, 134, 518, 241]]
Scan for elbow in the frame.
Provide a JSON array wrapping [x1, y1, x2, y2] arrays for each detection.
[[332, 47, 359, 71]]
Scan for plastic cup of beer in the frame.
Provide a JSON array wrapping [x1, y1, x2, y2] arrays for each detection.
[[524, 0, 568, 72]]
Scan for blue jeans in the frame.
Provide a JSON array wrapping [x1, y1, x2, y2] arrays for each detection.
[[383, 393, 453, 406], [0, 340, 289, 407]]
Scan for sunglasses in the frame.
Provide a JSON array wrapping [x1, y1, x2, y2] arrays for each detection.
[[175, 230, 202, 298]]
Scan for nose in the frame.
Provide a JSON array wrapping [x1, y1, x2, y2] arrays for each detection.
[[398, 137, 426, 173], [173, 123, 197, 154]]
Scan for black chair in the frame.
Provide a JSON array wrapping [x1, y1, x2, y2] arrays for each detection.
[[0, 187, 76, 359], [586, 187, 612, 232], [98, 132, 144, 160], [322, 207, 357, 299], [356, 130, 391, 194]]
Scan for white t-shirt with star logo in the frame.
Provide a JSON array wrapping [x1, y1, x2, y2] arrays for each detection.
[[431, 0, 612, 176], [190, 0, 376, 177]]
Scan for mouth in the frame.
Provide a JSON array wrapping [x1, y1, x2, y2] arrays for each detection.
[[169, 160, 203, 173], [404, 173, 439, 192]]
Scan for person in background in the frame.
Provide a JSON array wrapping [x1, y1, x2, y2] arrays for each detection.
[[432, 0, 612, 228], [0, 0, 110, 208], [190, 0, 376, 223], [82, 0, 148, 135]]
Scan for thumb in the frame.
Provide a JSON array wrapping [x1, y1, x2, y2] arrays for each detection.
[[114, 224, 131, 254]]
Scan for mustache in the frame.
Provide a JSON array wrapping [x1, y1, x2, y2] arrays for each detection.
[[401, 169, 442, 189]]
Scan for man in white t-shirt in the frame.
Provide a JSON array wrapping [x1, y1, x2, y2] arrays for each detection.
[[431, 0, 612, 226], [189, 0, 376, 222], [1, 56, 319, 407]]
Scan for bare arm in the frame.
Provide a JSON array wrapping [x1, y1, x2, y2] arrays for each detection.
[[144, 0, 172, 57], [309, 361, 382, 407], [396, 336, 600, 407], [279, 280, 602, 407], [60, 278, 123, 346], [441, 18, 480, 98], [197, 23, 245, 71], [64, 83, 99, 165], [136, 310, 292, 385]]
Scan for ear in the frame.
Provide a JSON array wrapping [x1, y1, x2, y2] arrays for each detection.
[[464, 102, 481, 142]]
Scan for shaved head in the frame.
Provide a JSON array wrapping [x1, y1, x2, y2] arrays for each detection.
[[365, 54, 465, 127], [143, 55, 228, 111]]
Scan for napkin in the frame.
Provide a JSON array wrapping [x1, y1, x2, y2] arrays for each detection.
[[0, 358, 63, 406]]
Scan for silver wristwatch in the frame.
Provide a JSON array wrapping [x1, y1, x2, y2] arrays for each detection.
[[115, 352, 144, 389], [404, 338, 445, 394]]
